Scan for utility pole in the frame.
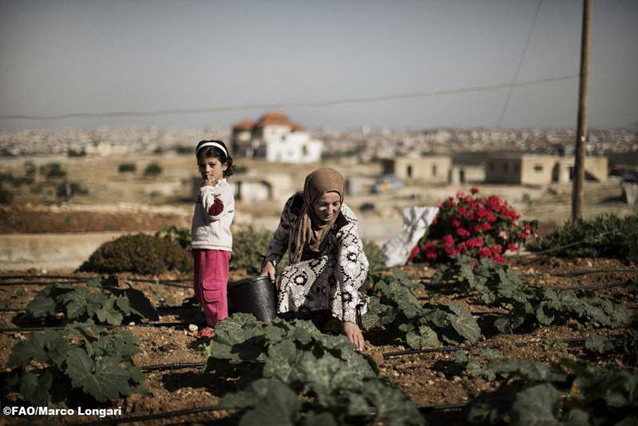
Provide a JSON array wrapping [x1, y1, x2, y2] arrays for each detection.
[[572, 0, 592, 220]]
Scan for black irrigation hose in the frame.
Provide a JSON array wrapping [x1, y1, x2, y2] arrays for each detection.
[[0, 321, 203, 333], [515, 232, 623, 266], [0, 305, 200, 315], [68, 404, 226, 426], [0, 280, 90, 286], [0, 278, 193, 289], [0, 274, 86, 280], [136, 337, 591, 373], [552, 268, 638, 277], [66, 400, 470, 426], [382, 337, 588, 359], [140, 361, 206, 372]]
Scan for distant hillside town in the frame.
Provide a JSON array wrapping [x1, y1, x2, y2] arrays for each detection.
[[0, 113, 636, 163]]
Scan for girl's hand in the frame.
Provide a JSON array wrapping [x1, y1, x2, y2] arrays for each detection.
[[201, 176, 218, 187], [343, 321, 365, 351], [260, 261, 276, 283]]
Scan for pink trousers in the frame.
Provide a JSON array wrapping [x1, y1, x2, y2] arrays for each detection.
[[192, 249, 231, 327]]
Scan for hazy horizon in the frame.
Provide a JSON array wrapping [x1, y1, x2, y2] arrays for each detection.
[[1, 0, 637, 132]]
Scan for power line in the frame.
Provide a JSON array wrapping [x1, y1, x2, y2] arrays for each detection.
[[0, 74, 578, 122], [497, 0, 544, 128]]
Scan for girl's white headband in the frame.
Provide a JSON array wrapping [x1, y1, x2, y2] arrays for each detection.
[[196, 142, 228, 158]]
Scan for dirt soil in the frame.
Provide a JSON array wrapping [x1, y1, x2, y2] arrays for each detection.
[[0, 256, 636, 426], [0, 205, 192, 234]]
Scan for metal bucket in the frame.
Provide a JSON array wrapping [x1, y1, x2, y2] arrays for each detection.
[[227, 276, 277, 323]]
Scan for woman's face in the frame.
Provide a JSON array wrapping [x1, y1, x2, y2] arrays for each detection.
[[197, 156, 227, 182], [312, 191, 341, 222]]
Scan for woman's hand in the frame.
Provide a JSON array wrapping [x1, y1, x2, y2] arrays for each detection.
[[260, 261, 276, 283], [343, 321, 365, 351]]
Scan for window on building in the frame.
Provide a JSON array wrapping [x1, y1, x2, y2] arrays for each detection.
[[489, 162, 495, 171], [534, 164, 543, 172], [407, 165, 413, 178], [432, 165, 437, 176], [514, 164, 519, 172], [503, 164, 509, 172]]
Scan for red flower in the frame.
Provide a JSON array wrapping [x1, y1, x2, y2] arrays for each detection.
[[508, 243, 518, 251], [470, 187, 479, 194], [456, 228, 471, 238], [493, 255, 506, 264], [408, 245, 420, 261], [481, 222, 493, 231], [451, 219, 462, 228], [478, 247, 492, 258], [442, 235, 455, 246]]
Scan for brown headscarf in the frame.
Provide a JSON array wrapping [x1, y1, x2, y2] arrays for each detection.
[[291, 168, 345, 264]]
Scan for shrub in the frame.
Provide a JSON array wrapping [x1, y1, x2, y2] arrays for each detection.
[[0, 185, 13, 205], [526, 213, 638, 262], [56, 181, 89, 199], [143, 162, 163, 177], [362, 239, 385, 271], [40, 162, 67, 179], [118, 163, 137, 173], [79, 233, 192, 275], [231, 227, 276, 274], [409, 187, 536, 264]]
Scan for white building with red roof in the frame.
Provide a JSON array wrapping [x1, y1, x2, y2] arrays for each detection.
[[231, 111, 323, 163]]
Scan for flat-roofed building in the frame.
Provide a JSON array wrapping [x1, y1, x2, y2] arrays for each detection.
[[485, 154, 608, 185], [381, 155, 452, 183]]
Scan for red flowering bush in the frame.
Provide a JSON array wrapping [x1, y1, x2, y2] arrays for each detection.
[[409, 187, 536, 264]]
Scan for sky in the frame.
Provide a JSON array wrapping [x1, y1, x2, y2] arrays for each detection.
[[0, 0, 637, 132]]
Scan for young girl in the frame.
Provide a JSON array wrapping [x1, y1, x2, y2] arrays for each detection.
[[191, 140, 235, 335]]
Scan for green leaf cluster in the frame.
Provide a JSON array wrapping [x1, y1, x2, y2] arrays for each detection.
[[207, 314, 425, 426], [432, 256, 631, 333], [438, 349, 506, 381], [25, 277, 159, 325], [362, 270, 481, 349], [6, 325, 144, 405], [526, 213, 638, 263], [465, 359, 638, 426], [584, 320, 638, 365], [156, 225, 191, 249]]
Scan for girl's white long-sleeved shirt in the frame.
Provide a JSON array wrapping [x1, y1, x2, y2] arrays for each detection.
[[190, 179, 235, 251]]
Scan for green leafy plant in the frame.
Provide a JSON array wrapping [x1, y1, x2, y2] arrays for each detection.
[[6, 325, 144, 405], [526, 213, 638, 262], [465, 359, 638, 426], [362, 270, 481, 349], [24, 277, 159, 325], [207, 314, 425, 426], [584, 320, 638, 365], [79, 233, 193, 275], [432, 256, 631, 333], [362, 239, 386, 271], [436, 348, 506, 380], [156, 225, 191, 249]]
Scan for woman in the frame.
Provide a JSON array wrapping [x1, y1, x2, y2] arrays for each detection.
[[260, 168, 368, 350]]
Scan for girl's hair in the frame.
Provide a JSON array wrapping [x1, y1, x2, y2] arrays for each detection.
[[195, 140, 234, 177]]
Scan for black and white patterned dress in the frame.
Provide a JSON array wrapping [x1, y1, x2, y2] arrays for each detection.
[[263, 192, 369, 323]]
